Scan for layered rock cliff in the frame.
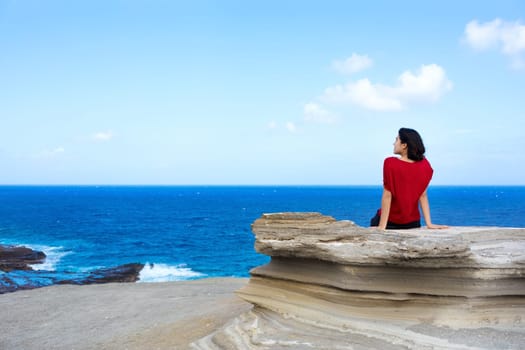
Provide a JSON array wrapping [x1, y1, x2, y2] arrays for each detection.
[[192, 212, 525, 349]]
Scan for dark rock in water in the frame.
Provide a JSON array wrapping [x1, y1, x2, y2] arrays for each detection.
[[86, 263, 144, 283], [0, 244, 145, 294], [58, 263, 145, 285], [1, 260, 145, 294], [0, 245, 46, 272]]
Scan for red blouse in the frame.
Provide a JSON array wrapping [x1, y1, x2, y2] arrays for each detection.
[[383, 157, 433, 224]]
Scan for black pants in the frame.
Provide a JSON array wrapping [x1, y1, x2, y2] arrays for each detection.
[[369, 209, 421, 229]]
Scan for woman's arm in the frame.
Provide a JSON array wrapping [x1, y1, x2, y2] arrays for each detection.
[[378, 188, 392, 230], [419, 190, 448, 229]]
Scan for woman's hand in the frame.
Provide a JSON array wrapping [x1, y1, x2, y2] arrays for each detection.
[[426, 223, 449, 229]]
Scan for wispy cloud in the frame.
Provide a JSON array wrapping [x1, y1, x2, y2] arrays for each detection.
[[92, 131, 113, 141], [321, 64, 452, 111], [332, 53, 373, 75], [266, 120, 298, 133], [267, 121, 278, 130], [303, 103, 338, 124], [36, 147, 65, 159], [464, 18, 525, 69], [285, 122, 297, 133]]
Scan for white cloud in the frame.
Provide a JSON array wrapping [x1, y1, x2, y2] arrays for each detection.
[[322, 64, 452, 111], [286, 122, 297, 133], [303, 103, 337, 124], [93, 131, 113, 141], [464, 19, 503, 51], [323, 79, 402, 111], [396, 64, 453, 102], [265, 120, 299, 133], [332, 53, 373, 74], [464, 19, 525, 68], [36, 147, 65, 159], [51, 147, 65, 155]]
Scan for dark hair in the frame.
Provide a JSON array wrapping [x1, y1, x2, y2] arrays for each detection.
[[398, 128, 426, 161]]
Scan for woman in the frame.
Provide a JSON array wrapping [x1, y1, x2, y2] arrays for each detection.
[[370, 128, 448, 230]]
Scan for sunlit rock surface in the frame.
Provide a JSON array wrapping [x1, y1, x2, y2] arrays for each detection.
[[192, 212, 525, 349]]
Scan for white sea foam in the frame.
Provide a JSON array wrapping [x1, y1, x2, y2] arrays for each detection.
[[28, 245, 71, 271], [138, 263, 205, 283]]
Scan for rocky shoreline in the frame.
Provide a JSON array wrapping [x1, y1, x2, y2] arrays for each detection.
[[2, 213, 525, 349], [0, 244, 144, 293]]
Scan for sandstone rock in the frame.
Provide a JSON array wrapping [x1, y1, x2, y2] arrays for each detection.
[[192, 212, 525, 350]]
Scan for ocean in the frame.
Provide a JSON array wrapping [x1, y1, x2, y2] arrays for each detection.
[[1, 186, 524, 289]]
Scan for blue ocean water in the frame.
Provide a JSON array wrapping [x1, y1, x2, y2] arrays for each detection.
[[1, 186, 524, 287]]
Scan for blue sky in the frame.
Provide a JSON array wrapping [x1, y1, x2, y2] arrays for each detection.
[[1, 0, 524, 185]]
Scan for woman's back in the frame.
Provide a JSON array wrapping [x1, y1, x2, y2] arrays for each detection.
[[383, 157, 433, 224]]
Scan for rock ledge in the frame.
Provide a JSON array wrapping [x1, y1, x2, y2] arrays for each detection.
[[192, 212, 525, 350]]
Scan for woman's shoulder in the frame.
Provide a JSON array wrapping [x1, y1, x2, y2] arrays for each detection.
[[384, 156, 398, 163], [419, 157, 432, 166], [383, 157, 400, 170], [384, 156, 409, 165], [384, 157, 431, 168], [420, 157, 433, 171]]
